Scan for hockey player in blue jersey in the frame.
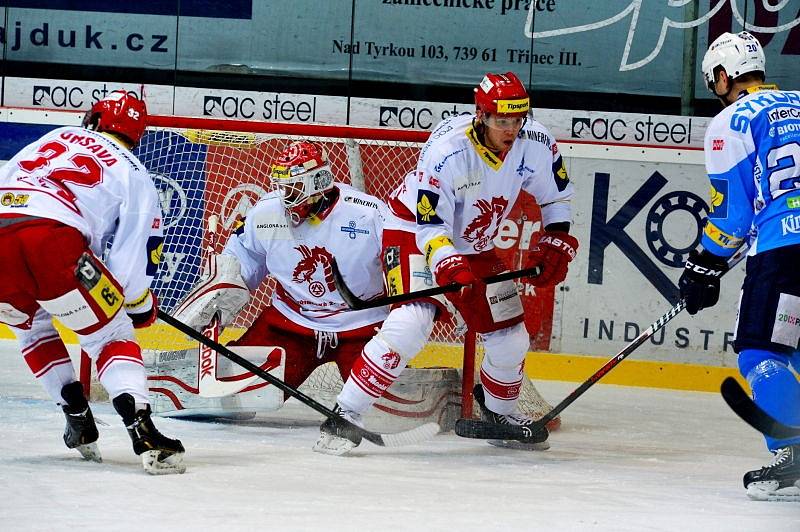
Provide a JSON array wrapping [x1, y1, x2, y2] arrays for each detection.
[[678, 31, 800, 501]]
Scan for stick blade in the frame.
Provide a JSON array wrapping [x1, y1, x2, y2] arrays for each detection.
[[454, 418, 545, 441], [360, 422, 441, 448], [720, 377, 800, 439]]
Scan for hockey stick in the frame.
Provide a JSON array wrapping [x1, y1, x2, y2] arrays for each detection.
[[455, 247, 750, 441], [196, 215, 261, 397], [157, 309, 440, 448], [720, 377, 800, 439], [332, 258, 541, 310]]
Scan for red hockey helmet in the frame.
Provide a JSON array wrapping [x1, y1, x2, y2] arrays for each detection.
[[82, 90, 148, 146], [474, 72, 530, 117], [270, 141, 334, 209]]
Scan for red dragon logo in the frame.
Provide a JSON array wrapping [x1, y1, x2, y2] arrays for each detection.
[[292, 245, 336, 297], [462, 196, 508, 251]]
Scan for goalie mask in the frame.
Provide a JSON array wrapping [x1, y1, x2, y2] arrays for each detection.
[[82, 90, 148, 146], [271, 141, 335, 211]]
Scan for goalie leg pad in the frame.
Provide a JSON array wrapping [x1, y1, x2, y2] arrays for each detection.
[[480, 322, 530, 415], [173, 254, 250, 330]]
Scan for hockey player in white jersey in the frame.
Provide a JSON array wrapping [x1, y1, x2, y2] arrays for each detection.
[[329, 72, 577, 451], [174, 140, 390, 455], [0, 91, 185, 474], [678, 32, 800, 501]]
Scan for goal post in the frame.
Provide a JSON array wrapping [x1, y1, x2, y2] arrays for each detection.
[[82, 115, 559, 431]]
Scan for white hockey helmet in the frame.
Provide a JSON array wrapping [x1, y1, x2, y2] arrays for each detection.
[[702, 31, 765, 91]]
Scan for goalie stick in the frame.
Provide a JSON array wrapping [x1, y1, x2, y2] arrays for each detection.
[[455, 246, 750, 442], [332, 259, 541, 310], [195, 215, 261, 398], [157, 310, 440, 448], [720, 377, 800, 440]]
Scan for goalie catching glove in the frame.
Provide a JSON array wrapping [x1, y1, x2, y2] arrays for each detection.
[[525, 231, 578, 287], [173, 254, 250, 330], [678, 249, 729, 315]]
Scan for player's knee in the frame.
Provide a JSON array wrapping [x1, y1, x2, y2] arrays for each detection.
[[738, 348, 790, 383], [483, 322, 529, 370], [789, 351, 800, 375], [375, 302, 436, 359]]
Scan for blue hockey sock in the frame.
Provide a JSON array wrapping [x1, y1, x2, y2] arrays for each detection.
[[739, 349, 800, 450]]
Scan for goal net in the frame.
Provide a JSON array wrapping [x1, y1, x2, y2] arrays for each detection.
[[86, 115, 559, 431]]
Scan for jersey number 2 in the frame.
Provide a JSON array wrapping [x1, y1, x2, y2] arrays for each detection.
[[767, 141, 800, 199]]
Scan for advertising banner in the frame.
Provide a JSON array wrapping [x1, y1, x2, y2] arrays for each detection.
[[1, 2, 798, 97], [558, 147, 744, 368]]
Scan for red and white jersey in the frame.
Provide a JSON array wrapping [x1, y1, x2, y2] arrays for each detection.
[[0, 126, 163, 306], [224, 184, 389, 331], [388, 113, 573, 271]]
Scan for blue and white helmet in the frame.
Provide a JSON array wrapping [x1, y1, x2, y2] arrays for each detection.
[[702, 31, 765, 91]]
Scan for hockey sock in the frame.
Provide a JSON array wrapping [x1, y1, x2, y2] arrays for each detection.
[[740, 349, 800, 450], [337, 302, 435, 414], [479, 322, 529, 415], [96, 340, 149, 405], [22, 335, 76, 404]]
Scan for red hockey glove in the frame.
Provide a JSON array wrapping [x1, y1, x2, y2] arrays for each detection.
[[434, 254, 478, 287], [126, 290, 158, 329], [526, 231, 579, 287]]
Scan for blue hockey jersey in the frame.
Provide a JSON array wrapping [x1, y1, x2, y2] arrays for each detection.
[[701, 86, 800, 257]]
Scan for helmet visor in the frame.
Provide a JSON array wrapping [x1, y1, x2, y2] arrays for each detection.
[[483, 114, 526, 132]]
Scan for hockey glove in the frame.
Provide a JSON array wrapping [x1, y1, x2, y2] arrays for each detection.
[[173, 254, 250, 330], [525, 231, 579, 287], [678, 249, 729, 315], [126, 290, 158, 329], [434, 254, 477, 287]]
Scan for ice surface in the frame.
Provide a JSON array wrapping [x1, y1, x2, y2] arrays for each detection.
[[0, 341, 797, 531]]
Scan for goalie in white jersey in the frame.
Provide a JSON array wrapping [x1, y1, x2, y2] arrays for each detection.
[[175, 140, 390, 454], [0, 91, 185, 474], [330, 72, 577, 451]]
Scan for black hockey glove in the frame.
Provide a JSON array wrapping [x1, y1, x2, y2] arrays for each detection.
[[678, 249, 729, 315]]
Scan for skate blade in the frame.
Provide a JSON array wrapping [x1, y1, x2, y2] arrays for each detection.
[[746, 482, 800, 502], [141, 450, 186, 475], [313, 432, 359, 456], [75, 442, 102, 462], [488, 439, 550, 451]]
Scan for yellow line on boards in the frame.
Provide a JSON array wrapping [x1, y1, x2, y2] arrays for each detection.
[[1, 325, 745, 392]]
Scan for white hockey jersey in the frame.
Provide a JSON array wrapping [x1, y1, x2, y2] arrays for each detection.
[[223, 184, 389, 331], [0, 126, 163, 306], [387, 113, 574, 271]]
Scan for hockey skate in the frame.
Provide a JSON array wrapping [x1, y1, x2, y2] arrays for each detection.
[[112, 393, 186, 475], [313, 404, 364, 456], [743, 445, 800, 502], [60, 381, 101, 462], [474, 384, 550, 451]]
